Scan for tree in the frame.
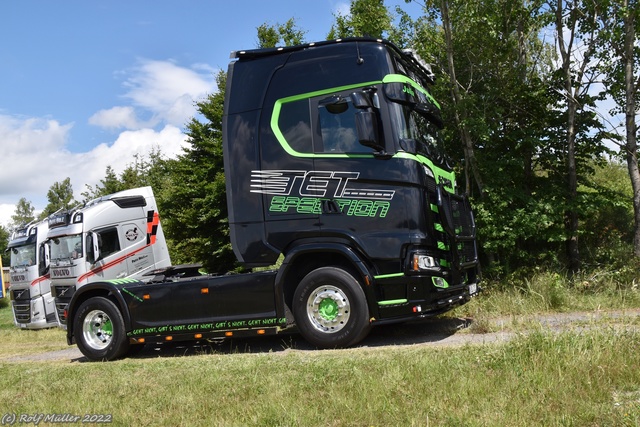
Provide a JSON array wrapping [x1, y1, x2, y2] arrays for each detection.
[[40, 178, 76, 219], [404, 0, 569, 272], [550, 0, 608, 274], [256, 18, 306, 48], [81, 149, 171, 203], [159, 20, 307, 272], [0, 224, 10, 267], [10, 198, 36, 229], [327, 0, 392, 39], [597, 0, 640, 257], [160, 71, 237, 273], [82, 166, 123, 201]]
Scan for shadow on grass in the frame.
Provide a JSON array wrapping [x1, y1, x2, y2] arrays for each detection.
[[73, 316, 474, 362]]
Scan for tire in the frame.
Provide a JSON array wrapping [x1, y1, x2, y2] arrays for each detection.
[[74, 297, 130, 361], [293, 267, 371, 348]]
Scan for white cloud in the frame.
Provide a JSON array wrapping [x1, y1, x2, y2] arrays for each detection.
[[332, 1, 351, 17], [0, 59, 210, 228], [88, 106, 142, 130], [72, 125, 188, 190], [0, 116, 72, 197], [0, 204, 15, 229], [0, 116, 188, 227], [119, 59, 215, 127]]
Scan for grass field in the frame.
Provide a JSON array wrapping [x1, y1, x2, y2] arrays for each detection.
[[1, 275, 639, 427]]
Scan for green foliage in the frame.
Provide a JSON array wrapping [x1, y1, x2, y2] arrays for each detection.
[[160, 71, 240, 274], [39, 177, 76, 219], [9, 197, 35, 230], [256, 18, 306, 48], [81, 149, 170, 203], [0, 225, 9, 266], [327, 0, 392, 39], [579, 160, 635, 268]]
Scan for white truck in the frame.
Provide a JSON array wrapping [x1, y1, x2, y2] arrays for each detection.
[[7, 219, 58, 329], [47, 186, 172, 327]]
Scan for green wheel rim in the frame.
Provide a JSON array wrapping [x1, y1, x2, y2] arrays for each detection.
[[318, 298, 339, 321], [306, 285, 351, 334]]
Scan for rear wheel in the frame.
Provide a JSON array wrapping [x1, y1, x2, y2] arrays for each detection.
[[293, 267, 371, 348], [74, 297, 129, 361]]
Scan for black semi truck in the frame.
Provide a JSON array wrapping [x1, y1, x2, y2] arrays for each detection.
[[65, 38, 480, 361]]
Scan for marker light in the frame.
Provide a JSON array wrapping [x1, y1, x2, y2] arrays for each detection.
[[201, 288, 209, 294], [257, 330, 266, 335], [165, 336, 173, 341], [225, 332, 233, 337], [194, 334, 203, 339], [143, 294, 151, 300]]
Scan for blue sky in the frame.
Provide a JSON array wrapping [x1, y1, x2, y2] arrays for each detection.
[[0, 0, 424, 227]]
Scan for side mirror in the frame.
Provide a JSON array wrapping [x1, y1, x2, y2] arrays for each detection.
[[38, 243, 50, 276], [355, 110, 383, 152], [86, 233, 101, 264]]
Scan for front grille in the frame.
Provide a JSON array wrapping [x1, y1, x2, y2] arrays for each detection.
[[11, 288, 31, 302], [13, 302, 31, 323], [437, 185, 478, 269], [459, 240, 477, 265], [52, 285, 75, 325]]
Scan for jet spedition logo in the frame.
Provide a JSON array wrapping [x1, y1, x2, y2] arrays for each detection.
[[250, 170, 394, 218]]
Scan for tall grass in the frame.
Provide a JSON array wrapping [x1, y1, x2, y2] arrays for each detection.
[[452, 270, 640, 318], [0, 329, 639, 426]]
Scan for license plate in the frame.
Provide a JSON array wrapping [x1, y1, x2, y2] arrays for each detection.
[[468, 283, 477, 295]]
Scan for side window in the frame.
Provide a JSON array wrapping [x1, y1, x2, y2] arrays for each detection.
[[314, 93, 372, 154], [278, 99, 312, 153], [96, 227, 120, 259]]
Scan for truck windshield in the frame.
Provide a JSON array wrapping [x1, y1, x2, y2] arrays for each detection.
[[389, 102, 449, 166], [50, 234, 83, 261], [10, 244, 36, 267], [383, 78, 449, 166]]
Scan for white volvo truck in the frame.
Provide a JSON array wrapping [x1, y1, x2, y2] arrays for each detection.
[[7, 219, 57, 329], [47, 186, 172, 327]]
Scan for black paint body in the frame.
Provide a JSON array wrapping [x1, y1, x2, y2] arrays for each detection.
[[67, 39, 480, 346]]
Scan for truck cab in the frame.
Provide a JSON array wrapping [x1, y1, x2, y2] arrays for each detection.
[[224, 38, 479, 320], [48, 186, 171, 326], [7, 219, 57, 329]]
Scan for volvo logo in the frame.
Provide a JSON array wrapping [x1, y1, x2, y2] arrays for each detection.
[[52, 268, 71, 277], [58, 287, 71, 296], [14, 289, 28, 299]]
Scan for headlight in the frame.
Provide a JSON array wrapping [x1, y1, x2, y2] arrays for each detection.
[[411, 253, 439, 271]]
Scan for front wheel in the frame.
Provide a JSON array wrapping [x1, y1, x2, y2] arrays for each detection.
[[293, 267, 371, 348], [74, 297, 130, 361]]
